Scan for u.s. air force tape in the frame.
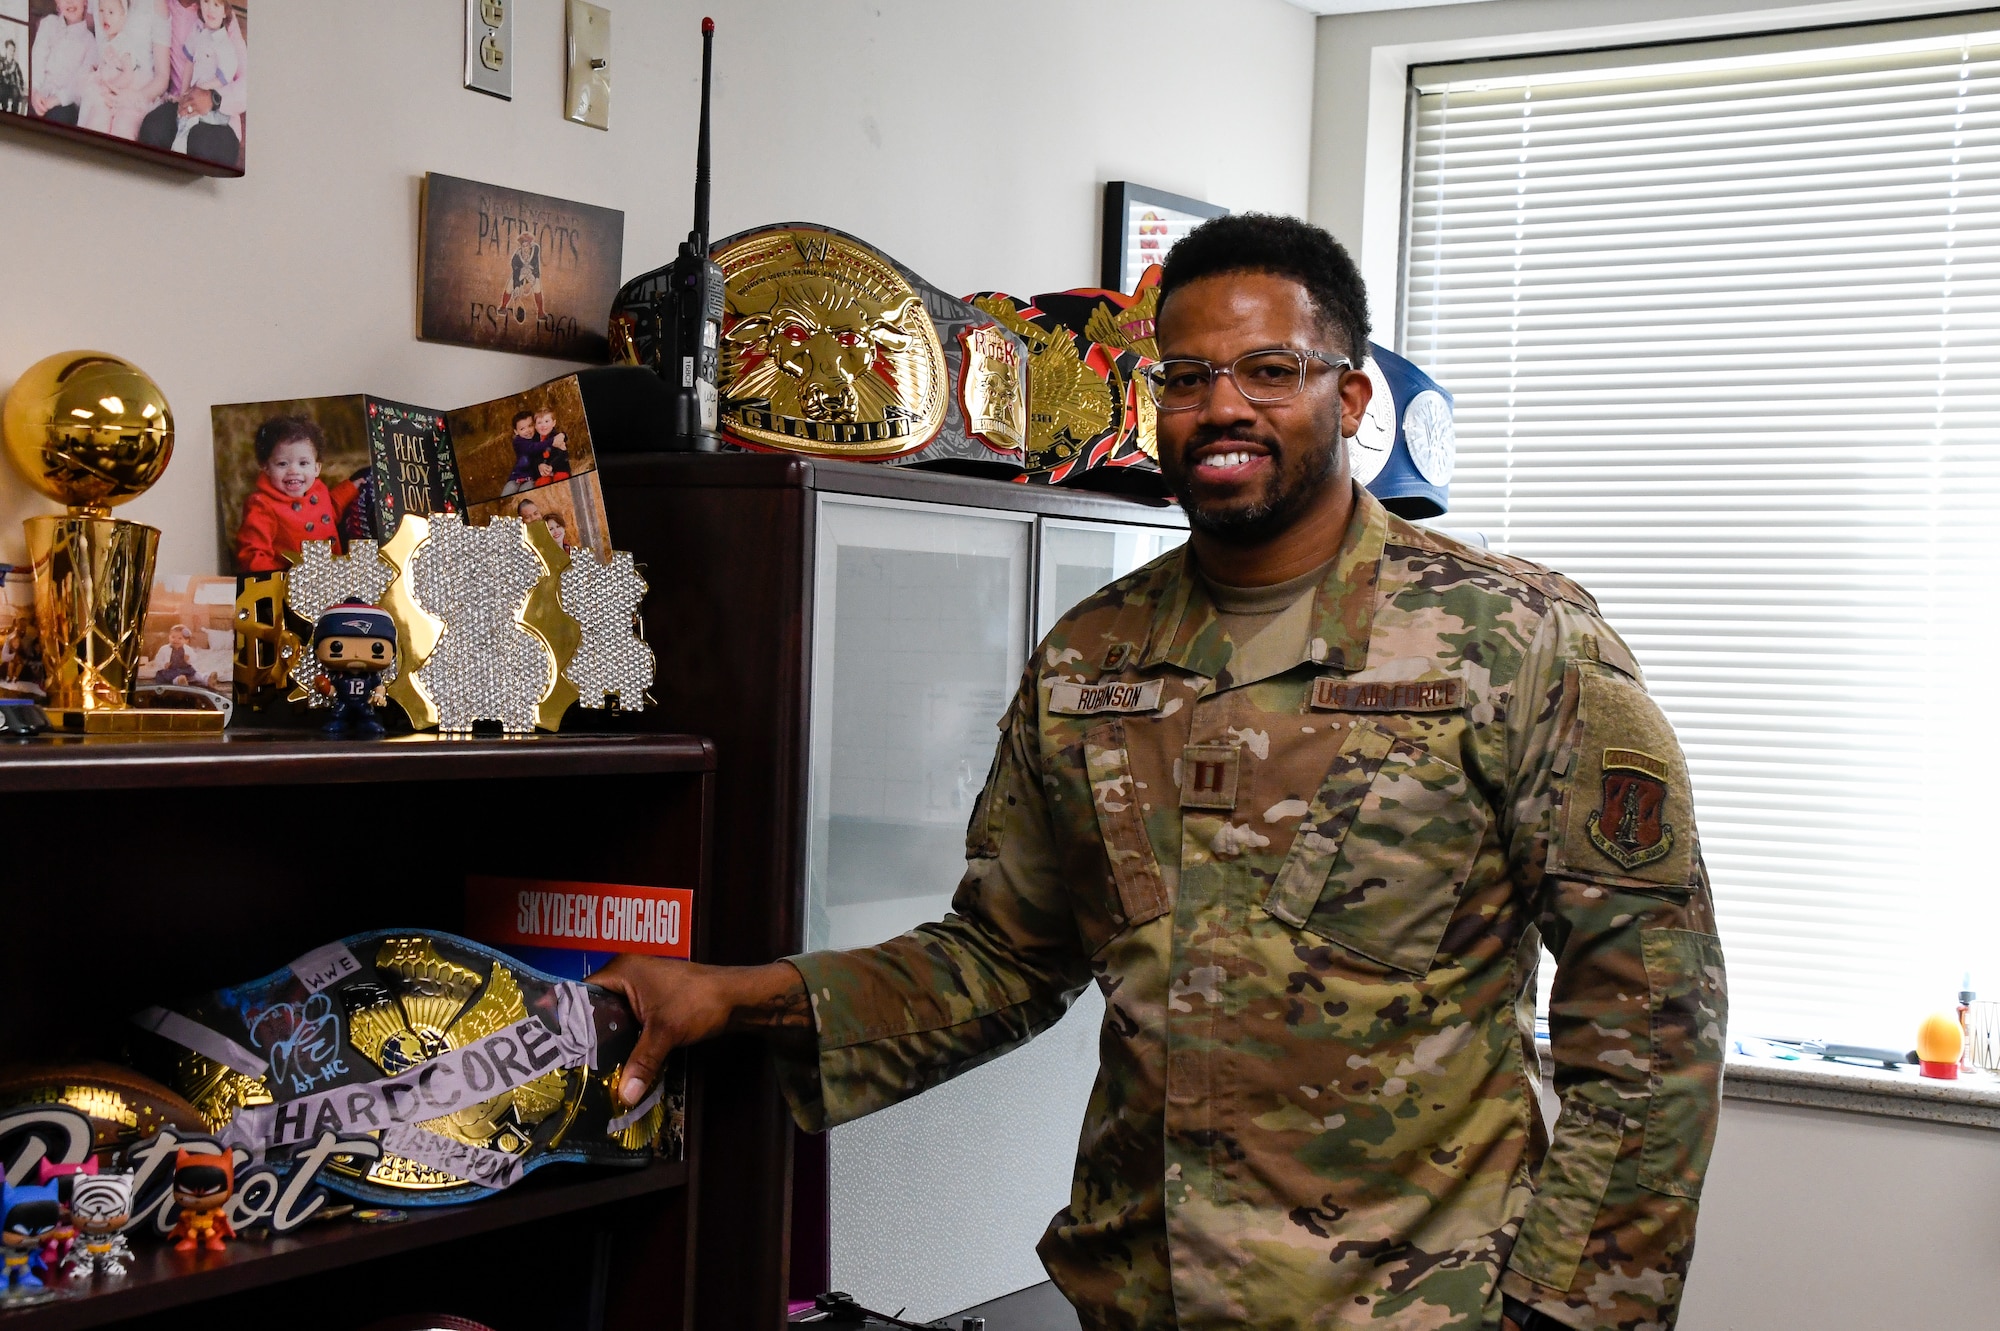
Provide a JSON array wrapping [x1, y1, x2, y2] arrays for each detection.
[[132, 1005, 265, 1078], [230, 982, 599, 1150], [1309, 676, 1463, 713]]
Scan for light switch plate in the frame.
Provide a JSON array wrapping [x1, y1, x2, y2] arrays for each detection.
[[566, 1, 612, 130], [466, 0, 512, 100]]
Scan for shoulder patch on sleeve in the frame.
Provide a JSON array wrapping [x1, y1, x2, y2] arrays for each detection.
[[1550, 667, 1696, 889], [1579, 631, 1643, 682]]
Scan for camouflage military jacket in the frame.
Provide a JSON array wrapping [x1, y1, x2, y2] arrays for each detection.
[[783, 487, 1726, 1331]]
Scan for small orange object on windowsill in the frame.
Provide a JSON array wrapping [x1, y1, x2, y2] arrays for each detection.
[[1917, 1011, 1964, 1079]]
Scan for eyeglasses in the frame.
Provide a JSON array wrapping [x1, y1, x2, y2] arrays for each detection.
[[1142, 348, 1349, 412]]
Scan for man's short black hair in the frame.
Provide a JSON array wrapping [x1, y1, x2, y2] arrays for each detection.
[[1158, 213, 1370, 362]]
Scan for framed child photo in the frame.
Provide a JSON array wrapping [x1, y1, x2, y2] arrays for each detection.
[[210, 396, 373, 576], [0, 566, 45, 702], [134, 572, 234, 711], [447, 375, 614, 562], [4, 0, 248, 177]]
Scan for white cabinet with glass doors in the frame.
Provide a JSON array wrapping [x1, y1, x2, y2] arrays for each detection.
[[809, 494, 1184, 1322]]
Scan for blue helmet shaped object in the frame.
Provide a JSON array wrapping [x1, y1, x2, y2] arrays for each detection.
[[310, 598, 397, 648], [1348, 342, 1455, 519]]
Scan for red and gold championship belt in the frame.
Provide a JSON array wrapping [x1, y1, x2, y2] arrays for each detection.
[[969, 265, 1165, 495]]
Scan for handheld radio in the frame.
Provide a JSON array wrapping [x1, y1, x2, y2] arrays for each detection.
[[607, 17, 723, 451]]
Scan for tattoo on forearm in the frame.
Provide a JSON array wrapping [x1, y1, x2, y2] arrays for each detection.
[[730, 973, 813, 1035]]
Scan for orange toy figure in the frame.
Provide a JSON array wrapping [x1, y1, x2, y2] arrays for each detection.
[[168, 1152, 236, 1253]]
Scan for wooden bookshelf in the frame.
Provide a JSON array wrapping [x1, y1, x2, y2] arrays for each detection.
[[0, 732, 715, 1331]]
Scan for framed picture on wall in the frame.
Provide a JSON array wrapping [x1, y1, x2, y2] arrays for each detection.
[[1101, 182, 1227, 293], [2, 0, 249, 177], [418, 172, 626, 363]]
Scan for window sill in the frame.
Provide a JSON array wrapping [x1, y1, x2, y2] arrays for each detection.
[[1534, 1041, 2000, 1130], [1719, 1053, 2000, 1130]]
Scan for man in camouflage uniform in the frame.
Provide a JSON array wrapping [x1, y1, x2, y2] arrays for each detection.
[[597, 215, 1726, 1331]]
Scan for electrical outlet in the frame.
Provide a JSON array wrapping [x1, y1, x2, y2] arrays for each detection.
[[465, 0, 512, 100], [566, 1, 612, 130]]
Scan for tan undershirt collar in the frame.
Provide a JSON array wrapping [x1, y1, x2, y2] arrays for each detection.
[[1197, 555, 1339, 686]]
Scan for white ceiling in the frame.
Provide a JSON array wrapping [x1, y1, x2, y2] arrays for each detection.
[[1286, 0, 1504, 13]]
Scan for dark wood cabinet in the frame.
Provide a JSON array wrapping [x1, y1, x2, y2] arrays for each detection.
[[0, 732, 713, 1331]]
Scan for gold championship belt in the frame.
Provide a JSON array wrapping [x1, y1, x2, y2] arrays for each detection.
[[956, 320, 1029, 459], [968, 291, 1121, 476], [714, 226, 951, 459]]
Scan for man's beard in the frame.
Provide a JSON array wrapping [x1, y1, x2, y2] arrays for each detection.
[[1169, 429, 1340, 545]]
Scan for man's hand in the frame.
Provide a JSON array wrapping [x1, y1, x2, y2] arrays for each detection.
[[587, 955, 811, 1107]]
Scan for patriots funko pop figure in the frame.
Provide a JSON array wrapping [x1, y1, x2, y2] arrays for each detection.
[[168, 1151, 237, 1253], [1, 1180, 60, 1292], [311, 598, 398, 739]]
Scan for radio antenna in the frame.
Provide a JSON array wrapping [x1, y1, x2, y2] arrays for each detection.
[[691, 17, 714, 250]]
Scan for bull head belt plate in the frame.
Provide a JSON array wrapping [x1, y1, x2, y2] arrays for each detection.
[[715, 226, 951, 459]]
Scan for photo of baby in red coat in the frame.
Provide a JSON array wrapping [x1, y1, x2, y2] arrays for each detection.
[[211, 397, 373, 576], [231, 416, 357, 572]]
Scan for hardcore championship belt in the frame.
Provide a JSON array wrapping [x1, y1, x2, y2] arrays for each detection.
[[130, 930, 682, 1205], [712, 225, 952, 460], [969, 269, 1165, 495]]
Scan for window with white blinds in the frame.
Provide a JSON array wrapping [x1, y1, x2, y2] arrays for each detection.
[[1403, 18, 2000, 1049]]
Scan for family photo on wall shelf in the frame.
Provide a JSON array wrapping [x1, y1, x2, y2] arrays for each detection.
[[0, 0, 246, 173]]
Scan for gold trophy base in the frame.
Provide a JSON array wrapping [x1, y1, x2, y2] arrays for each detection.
[[41, 707, 226, 735], [25, 511, 159, 712]]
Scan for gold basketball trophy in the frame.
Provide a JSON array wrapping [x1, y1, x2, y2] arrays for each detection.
[[2, 351, 216, 732]]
